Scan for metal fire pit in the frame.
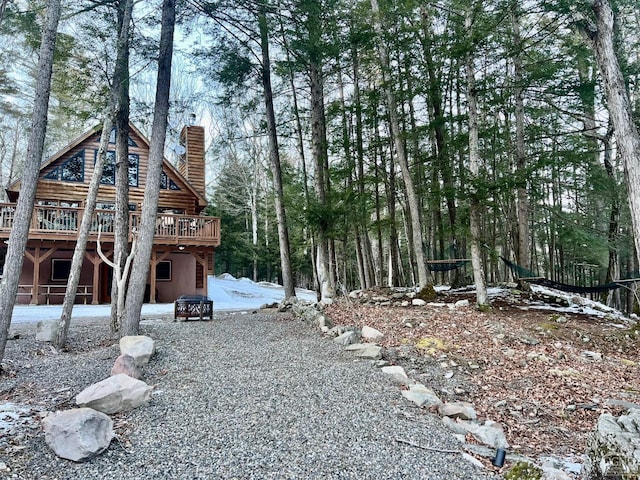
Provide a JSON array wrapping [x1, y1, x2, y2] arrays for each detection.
[[174, 295, 213, 321]]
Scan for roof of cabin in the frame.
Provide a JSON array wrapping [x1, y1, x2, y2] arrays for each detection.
[[6, 122, 207, 207]]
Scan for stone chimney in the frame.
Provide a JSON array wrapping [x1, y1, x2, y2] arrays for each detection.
[[179, 125, 206, 198]]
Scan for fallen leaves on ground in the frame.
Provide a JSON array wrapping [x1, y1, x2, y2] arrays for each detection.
[[325, 288, 640, 460]]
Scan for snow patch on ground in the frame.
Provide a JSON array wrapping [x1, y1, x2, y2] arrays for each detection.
[[527, 284, 633, 322], [10, 274, 317, 324], [450, 283, 634, 323]]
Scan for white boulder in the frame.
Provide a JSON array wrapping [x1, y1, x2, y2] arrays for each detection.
[[36, 320, 60, 342], [361, 325, 384, 341], [438, 401, 477, 420], [42, 408, 113, 462], [119, 335, 155, 366], [401, 384, 442, 408], [76, 373, 152, 414], [344, 343, 383, 359]]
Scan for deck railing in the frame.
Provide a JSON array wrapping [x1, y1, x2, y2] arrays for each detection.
[[0, 203, 220, 246]]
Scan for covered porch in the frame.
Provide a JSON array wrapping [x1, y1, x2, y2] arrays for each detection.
[[0, 203, 220, 305]]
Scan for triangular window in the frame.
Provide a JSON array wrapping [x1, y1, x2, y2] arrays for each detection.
[[44, 167, 59, 180], [105, 128, 138, 147], [160, 171, 181, 190], [61, 151, 85, 182], [44, 151, 84, 182]]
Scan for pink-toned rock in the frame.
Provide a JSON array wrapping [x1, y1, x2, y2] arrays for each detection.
[[111, 354, 142, 379]]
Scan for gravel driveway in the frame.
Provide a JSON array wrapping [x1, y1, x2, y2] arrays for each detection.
[[2, 311, 499, 479]]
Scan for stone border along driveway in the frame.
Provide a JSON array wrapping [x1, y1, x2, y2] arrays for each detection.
[[4, 308, 501, 479], [291, 304, 516, 466], [295, 303, 589, 478]]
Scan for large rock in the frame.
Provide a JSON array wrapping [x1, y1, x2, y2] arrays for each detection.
[[441, 416, 470, 435], [76, 374, 152, 414], [111, 354, 142, 379], [328, 325, 354, 337], [438, 401, 477, 421], [455, 419, 509, 449], [361, 325, 384, 341], [453, 299, 470, 308], [119, 335, 155, 366], [584, 409, 640, 479], [315, 314, 333, 330], [42, 408, 113, 462], [334, 330, 359, 346], [401, 384, 442, 408], [581, 350, 603, 362], [36, 320, 60, 342], [344, 343, 383, 360], [381, 365, 413, 386], [541, 465, 573, 480], [371, 295, 391, 303]]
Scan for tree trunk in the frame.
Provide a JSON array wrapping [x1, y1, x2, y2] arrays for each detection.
[[278, 15, 312, 292], [387, 152, 400, 286], [370, 0, 430, 289], [121, 0, 175, 336], [258, 5, 295, 300], [373, 121, 385, 285], [420, 7, 457, 238], [309, 56, 334, 302], [511, 3, 530, 270], [55, 118, 113, 348], [351, 37, 374, 289], [0, 0, 9, 25], [586, 0, 640, 275], [6, 121, 18, 188], [56, 0, 134, 346], [251, 189, 258, 282], [465, 6, 488, 308], [602, 129, 621, 308], [0, 0, 61, 364]]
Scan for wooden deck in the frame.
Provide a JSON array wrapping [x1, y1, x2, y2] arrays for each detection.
[[0, 203, 220, 247]]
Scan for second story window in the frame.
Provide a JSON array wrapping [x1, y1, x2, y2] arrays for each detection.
[[160, 171, 181, 190], [44, 150, 85, 182], [108, 128, 138, 147], [128, 154, 139, 186], [97, 151, 140, 187]]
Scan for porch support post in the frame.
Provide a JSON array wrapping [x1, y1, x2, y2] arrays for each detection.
[[30, 248, 39, 305], [149, 250, 170, 304], [203, 251, 209, 298], [24, 247, 56, 305], [191, 251, 208, 297], [85, 251, 101, 305], [23, 249, 37, 305], [150, 250, 157, 304]]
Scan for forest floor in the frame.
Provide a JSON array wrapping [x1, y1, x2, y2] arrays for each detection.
[[324, 286, 640, 466]]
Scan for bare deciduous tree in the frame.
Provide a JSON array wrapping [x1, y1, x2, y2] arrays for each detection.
[[465, 2, 488, 308], [370, 0, 430, 289], [121, 0, 176, 335], [0, 0, 62, 364], [582, 0, 640, 272], [55, 0, 134, 347], [258, 2, 295, 301]]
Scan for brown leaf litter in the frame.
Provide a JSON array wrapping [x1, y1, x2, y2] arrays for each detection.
[[324, 287, 640, 462]]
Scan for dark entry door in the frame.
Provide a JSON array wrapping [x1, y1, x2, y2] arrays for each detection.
[[100, 264, 113, 304]]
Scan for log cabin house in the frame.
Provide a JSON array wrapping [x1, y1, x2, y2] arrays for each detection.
[[0, 123, 221, 305]]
